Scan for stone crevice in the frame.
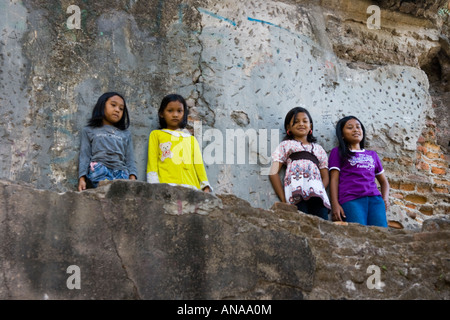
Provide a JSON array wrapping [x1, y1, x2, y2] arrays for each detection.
[[97, 196, 142, 300], [191, 6, 216, 127]]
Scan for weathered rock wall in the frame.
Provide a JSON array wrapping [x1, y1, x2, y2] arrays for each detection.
[[0, 0, 449, 229], [317, 0, 450, 228], [0, 179, 448, 299]]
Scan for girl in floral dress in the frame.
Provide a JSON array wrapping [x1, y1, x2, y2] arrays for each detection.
[[269, 107, 330, 219]]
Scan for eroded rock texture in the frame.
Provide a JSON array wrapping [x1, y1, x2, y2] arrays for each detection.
[[0, 180, 448, 299]]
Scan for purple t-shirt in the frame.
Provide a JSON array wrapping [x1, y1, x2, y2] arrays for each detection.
[[328, 147, 384, 204]]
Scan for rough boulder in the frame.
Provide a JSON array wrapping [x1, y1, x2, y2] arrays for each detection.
[[0, 179, 448, 299]]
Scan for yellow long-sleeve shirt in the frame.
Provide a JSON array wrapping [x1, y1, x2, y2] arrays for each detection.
[[146, 129, 212, 190]]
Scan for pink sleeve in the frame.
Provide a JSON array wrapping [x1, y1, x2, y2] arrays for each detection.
[[315, 144, 328, 169], [271, 142, 287, 164]]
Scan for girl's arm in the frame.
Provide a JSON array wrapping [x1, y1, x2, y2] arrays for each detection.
[[329, 169, 346, 221], [78, 127, 91, 191], [317, 145, 329, 189], [125, 132, 138, 180], [320, 168, 329, 189], [147, 131, 160, 183], [268, 161, 286, 203], [192, 137, 212, 192], [376, 172, 390, 211]]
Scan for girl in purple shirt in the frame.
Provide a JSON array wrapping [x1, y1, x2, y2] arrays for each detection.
[[329, 116, 390, 227]]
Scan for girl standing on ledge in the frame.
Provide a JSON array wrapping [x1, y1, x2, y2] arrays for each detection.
[[269, 107, 330, 220], [329, 116, 390, 227]]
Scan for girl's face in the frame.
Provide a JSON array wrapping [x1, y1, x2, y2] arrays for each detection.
[[160, 101, 184, 130], [287, 112, 311, 140], [103, 95, 124, 126], [342, 118, 363, 147]]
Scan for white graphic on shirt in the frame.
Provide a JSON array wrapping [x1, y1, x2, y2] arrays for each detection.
[[349, 153, 375, 170], [160, 142, 173, 162]]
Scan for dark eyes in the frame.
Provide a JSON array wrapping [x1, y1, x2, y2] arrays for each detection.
[[111, 103, 124, 110]]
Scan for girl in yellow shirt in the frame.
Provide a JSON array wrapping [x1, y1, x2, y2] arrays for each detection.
[[147, 94, 212, 192]]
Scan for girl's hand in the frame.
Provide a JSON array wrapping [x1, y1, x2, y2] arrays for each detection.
[[78, 177, 87, 192], [383, 196, 390, 212], [376, 173, 390, 212], [129, 174, 137, 180], [331, 204, 346, 222], [203, 186, 211, 193]]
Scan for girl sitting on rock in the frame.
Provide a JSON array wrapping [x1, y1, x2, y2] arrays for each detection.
[[78, 92, 137, 191], [146, 93, 212, 192]]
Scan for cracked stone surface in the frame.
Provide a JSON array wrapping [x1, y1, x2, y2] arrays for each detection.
[[0, 179, 449, 299]]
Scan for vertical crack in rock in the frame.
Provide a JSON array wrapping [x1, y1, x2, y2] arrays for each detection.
[[97, 196, 141, 299], [193, 6, 215, 127]]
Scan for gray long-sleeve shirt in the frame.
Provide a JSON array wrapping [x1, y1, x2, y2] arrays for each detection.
[[78, 125, 138, 179]]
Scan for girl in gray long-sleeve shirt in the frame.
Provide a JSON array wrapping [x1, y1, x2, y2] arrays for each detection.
[[78, 92, 137, 191]]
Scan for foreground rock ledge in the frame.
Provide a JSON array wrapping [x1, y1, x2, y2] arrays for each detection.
[[0, 180, 448, 300]]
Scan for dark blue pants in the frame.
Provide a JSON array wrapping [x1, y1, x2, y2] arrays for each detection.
[[296, 197, 329, 220], [87, 162, 129, 188]]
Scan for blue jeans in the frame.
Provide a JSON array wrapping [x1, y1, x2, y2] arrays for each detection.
[[296, 197, 329, 220], [341, 196, 387, 227], [87, 162, 129, 188]]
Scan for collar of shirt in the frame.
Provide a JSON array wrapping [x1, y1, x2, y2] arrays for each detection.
[[161, 128, 191, 138]]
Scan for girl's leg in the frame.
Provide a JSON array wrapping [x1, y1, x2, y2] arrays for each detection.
[[112, 169, 129, 180], [87, 162, 113, 188], [296, 198, 329, 220], [308, 197, 329, 220], [367, 196, 388, 227], [296, 201, 308, 214], [341, 197, 369, 225]]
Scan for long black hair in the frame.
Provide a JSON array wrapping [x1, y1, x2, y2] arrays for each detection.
[[87, 92, 130, 130], [283, 106, 317, 142], [335, 115, 366, 159], [158, 94, 189, 129]]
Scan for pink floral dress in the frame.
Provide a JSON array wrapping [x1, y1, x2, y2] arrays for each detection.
[[271, 140, 331, 208]]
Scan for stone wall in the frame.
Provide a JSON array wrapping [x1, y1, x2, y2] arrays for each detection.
[[0, 179, 448, 299], [0, 0, 449, 229]]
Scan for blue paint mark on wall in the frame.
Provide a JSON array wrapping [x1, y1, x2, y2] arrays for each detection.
[[197, 7, 236, 26], [247, 16, 325, 55], [247, 17, 278, 28], [248, 16, 298, 36]]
